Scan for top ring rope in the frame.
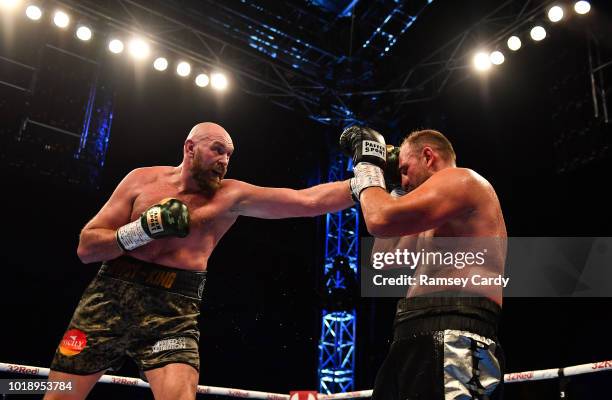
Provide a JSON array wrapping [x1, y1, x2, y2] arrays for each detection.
[[2, 360, 612, 399]]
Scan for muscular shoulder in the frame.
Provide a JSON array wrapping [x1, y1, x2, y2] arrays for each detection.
[[458, 168, 495, 192], [216, 179, 262, 212], [114, 167, 174, 199], [219, 178, 245, 188], [429, 168, 495, 204], [124, 166, 173, 184], [218, 179, 250, 199], [442, 168, 498, 207], [434, 168, 491, 188]]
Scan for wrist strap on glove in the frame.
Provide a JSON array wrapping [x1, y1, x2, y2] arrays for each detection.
[[349, 162, 386, 201], [116, 206, 164, 251]]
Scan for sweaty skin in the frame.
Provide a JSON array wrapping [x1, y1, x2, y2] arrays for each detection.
[[76, 122, 354, 271], [48, 123, 353, 400], [45, 122, 353, 400], [363, 142, 507, 305]]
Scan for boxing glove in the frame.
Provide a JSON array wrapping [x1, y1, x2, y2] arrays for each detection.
[[339, 126, 387, 201], [116, 198, 190, 251], [339, 126, 387, 168]]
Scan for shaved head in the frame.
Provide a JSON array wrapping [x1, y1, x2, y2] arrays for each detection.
[[186, 122, 233, 146], [183, 122, 234, 196]]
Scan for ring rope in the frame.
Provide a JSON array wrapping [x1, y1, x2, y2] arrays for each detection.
[[2, 360, 612, 398], [0, 362, 287, 399]]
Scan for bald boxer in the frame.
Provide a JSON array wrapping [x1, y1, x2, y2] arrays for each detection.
[[45, 123, 354, 400], [341, 127, 506, 399]]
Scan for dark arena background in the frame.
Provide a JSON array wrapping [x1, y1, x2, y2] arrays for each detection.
[[1, 0, 611, 399]]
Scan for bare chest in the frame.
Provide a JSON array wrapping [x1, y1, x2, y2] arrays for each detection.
[[130, 182, 232, 231]]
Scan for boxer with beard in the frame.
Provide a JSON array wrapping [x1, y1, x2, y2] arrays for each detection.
[[45, 122, 354, 400]]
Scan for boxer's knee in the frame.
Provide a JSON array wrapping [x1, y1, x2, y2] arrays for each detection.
[[145, 363, 199, 400]]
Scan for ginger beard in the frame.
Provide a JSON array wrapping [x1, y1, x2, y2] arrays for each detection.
[[190, 149, 226, 195]]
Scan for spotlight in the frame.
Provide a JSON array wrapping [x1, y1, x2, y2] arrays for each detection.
[[25, 5, 41, 20], [548, 6, 564, 22], [507, 36, 522, 51], [128, 38, 150, 60], [108, 39, 124, 54], [176, 61, 191, 77], [76, 26, 92, 41], [574, 1, 590, 15], [195, 73, 210, 87], [490, 51, 505, 65], [153, 57, 168, 71], [473, 52, 492, 71], [53, 10, 70, 28], [0, 0, 20, 11], [211, 73, 228, 90], [530, 25, 546, 41]]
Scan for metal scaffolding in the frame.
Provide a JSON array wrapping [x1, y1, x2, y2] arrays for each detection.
[[20, 0, 570, 127], [57, 0, 359, 124], [318, 153, 359, 393], [378, 0, 558, 118], [55, 0, 439, 126]]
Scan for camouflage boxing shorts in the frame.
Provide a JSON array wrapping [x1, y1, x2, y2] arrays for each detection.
[[50, 256, 206, 377]]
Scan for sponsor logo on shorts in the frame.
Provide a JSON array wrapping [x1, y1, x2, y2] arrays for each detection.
[[152, 337, 187, 353], [362, 140, 386, 159], [59, 329, 87, 356]]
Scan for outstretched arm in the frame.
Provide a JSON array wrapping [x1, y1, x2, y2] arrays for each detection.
[[230, 179, 354, 219]]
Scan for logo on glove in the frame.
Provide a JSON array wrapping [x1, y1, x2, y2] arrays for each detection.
[[362, 140, 386, 159], [146, 206, 164, 234]]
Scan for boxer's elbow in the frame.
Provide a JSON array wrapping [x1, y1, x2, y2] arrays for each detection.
[[77, 244, 94, 264], [364, 210, 393, 237], [365, 204, 415, 237], [76, 232, 96, 264], [367, 221, 395, 238]]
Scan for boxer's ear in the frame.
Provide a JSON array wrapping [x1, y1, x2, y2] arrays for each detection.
[[422, 146, 435, 166], [185, 139, 196, 158]]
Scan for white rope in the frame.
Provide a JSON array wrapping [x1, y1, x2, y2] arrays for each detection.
[[2, 359, 612, 399], [503, 360, 612, 383], [0, 362, 288, 400], [319, 390, 373, 400]]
